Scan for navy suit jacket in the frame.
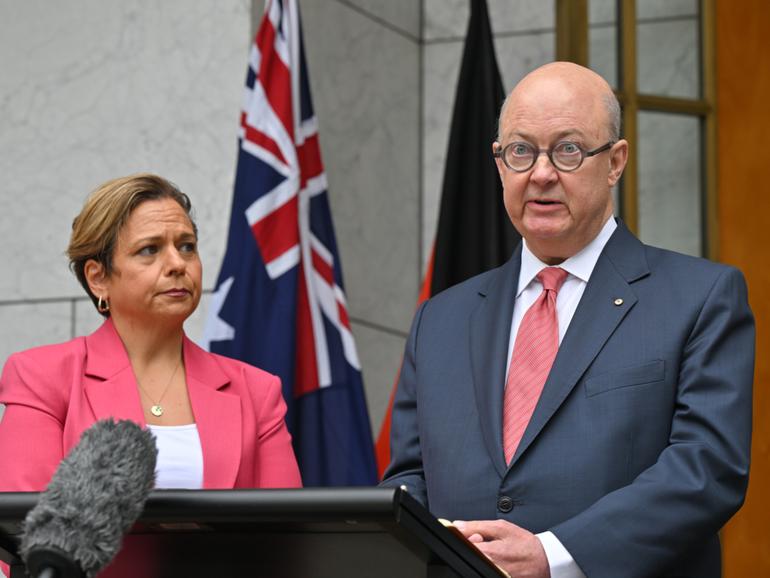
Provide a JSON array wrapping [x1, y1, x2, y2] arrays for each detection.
[[382, 223, 754, 578]]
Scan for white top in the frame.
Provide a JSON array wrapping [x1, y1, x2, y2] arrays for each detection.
[[507, 216, 617, 578], [147, 423, 204, 490]]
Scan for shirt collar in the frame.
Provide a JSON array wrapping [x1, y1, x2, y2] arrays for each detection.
[[517, 216, 618, 297]]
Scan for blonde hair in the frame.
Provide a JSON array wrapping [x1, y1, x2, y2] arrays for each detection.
[[67, 173, 197, 316]]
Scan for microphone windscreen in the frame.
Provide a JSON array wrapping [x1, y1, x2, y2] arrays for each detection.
[[20, 418, 157, 577]]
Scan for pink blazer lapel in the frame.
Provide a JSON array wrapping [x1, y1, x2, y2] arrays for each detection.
[[183, 338, 242, 489], [83, 320, 145, 425], [81, 322, 242, 489]]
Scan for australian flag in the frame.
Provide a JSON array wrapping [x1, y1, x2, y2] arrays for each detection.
[[202, 0, 377, 486]]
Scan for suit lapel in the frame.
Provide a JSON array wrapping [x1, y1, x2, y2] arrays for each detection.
[[470, 250, 522, 478], [83, 320, 146, 425], [183, 338, 242, 489], [509, 223, 650, 465]]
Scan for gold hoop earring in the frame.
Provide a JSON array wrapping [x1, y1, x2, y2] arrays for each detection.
[[97, 296, 110, 313]]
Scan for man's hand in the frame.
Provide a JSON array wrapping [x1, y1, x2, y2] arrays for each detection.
[[454, 519, 550, 578]]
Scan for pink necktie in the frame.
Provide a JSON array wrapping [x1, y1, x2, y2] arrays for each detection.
[[503, 266, 568, 464]]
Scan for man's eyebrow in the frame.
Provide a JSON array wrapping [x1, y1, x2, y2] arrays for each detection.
[[507, 129, 589, 142]]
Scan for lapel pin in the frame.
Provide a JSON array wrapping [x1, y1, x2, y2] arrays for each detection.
[[614, 298, 624, 306]]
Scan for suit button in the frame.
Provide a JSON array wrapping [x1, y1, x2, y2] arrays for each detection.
[[497, 496, 513, 513]]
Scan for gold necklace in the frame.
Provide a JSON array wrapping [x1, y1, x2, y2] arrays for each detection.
[[137, 359, 182, 417]]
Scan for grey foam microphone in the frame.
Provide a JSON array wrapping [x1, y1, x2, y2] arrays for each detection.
[[20, 419, 157, 578]]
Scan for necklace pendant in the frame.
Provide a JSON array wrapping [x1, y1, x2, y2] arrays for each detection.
[[150, 405, 164, 417]]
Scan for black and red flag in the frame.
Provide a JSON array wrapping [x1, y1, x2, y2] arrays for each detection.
[[375, 0, 520, 476]]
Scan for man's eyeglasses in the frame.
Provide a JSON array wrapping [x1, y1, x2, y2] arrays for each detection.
[[493, 140, 614, 173]]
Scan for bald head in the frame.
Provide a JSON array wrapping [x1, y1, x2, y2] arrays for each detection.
[[498, 62, 620, 143]]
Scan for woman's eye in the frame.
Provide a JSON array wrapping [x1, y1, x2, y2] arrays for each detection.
[[138, 245, 157, 256], [180, 242, 197, 253]]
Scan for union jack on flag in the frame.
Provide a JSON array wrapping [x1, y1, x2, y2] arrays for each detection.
[[202, 0, 377, 486]]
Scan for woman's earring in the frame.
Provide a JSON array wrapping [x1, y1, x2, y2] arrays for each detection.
[[97, 296, 110, 313]]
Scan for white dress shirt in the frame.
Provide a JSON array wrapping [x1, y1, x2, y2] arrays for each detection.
[[506, 217, 617, 578]]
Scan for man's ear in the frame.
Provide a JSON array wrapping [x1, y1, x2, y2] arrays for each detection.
[[492, 142, 505, 181], [608, 139, 628, 187], [84, 259, 108, 299]]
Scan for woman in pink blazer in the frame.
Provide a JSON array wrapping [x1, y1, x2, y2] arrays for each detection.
[[0, 173, 302, 490], [0, 173, 301, 576], [0, 317, 302, 490]]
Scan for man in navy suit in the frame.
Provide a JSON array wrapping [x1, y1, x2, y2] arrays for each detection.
[[381, 62, 754, 578]]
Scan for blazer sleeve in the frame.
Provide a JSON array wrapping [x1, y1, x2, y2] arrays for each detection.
[[251, 372, 302, 488], [0, 350, 68, 491], [379, 301, 429, 506], [553, 266, 755, 578]]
